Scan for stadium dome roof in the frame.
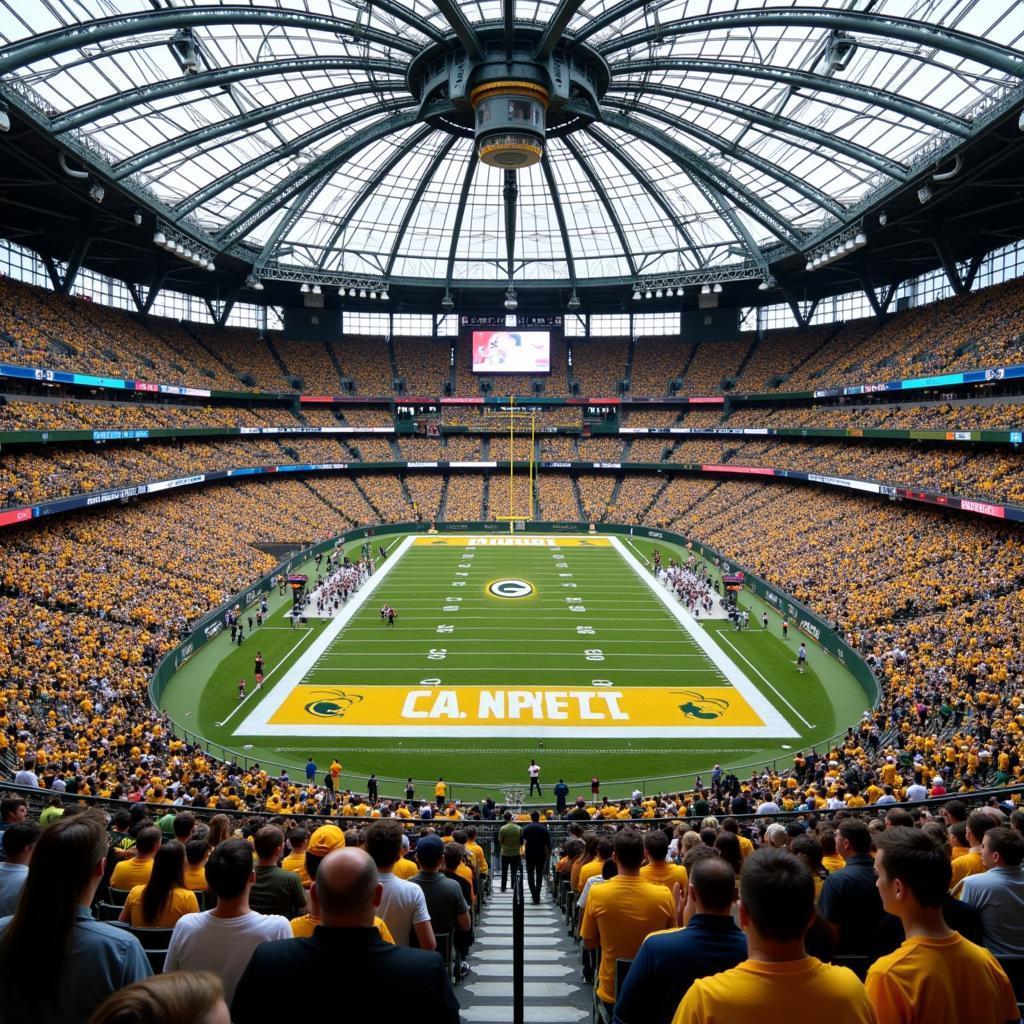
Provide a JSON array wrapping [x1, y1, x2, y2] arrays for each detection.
[[0, 2, 1023, 309]]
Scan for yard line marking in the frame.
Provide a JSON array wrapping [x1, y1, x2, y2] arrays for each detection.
[[216, 630, 314, 728], [302, 666, 717, 674], [717, 633, 814, 730]]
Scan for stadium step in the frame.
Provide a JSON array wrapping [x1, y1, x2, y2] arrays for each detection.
[[458, 886, 591, 1024]]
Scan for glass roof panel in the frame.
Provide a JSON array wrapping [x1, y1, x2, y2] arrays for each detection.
[[0, 0, 1022, 284]]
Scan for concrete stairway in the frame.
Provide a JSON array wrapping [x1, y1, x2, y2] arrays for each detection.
[[458, 880, 590, 1023]]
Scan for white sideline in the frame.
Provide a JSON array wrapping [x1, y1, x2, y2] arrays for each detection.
[[607, 536, 797, 738], [234, 535, 415, 734]]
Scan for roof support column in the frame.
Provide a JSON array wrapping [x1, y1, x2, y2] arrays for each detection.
[[59, 235, 93, 295]]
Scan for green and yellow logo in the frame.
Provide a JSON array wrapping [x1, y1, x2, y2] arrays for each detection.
[[302, 689, 365, 719], [487, 578, 535, 599], [671, 690, 731, 721]]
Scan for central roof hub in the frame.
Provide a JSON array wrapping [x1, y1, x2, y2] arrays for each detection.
[[407, 23, 610, 156]]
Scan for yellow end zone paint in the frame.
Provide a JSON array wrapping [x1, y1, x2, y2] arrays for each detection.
[[263, 684, 766, 737]]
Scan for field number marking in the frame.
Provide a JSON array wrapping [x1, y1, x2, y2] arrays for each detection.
[[584, 648, 605, 661]]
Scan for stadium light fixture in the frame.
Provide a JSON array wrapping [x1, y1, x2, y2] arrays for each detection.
[[251, 279, 263, 291], [805, 259, 814, 271], [88, 182, 105, 203], [701, 284, 711, 295], [359, 289, 367, 299], [312, 285, 321, 295], [153, 231, 165, 246], [371, 291, 379, 301], [348, 288, 357, 298], [567, 291, 581, 311], [879, 211, 888, 226], [381, 288, 390, 301], [300, 282, 310, 294], [441, 292, 454, 310], [132, 210, 143, 226], [844, 238, 855, 252], [758, 279, 770, 291], [206, 261, 214, 272], [504, 289, 518, 311], [338, 287, 346, 297], [632, 289, 641, 301], [917, 184, 932, 204], [0, 103, 9, 133], [855, 231, 867, 246], [665, 288, 674, 298], [713, 282, 723, 294], [655, 289, 663, 299], [644, 290, 653, 300]]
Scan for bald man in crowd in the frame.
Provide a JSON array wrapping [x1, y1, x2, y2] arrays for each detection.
[[231, 848, 460, 1022]]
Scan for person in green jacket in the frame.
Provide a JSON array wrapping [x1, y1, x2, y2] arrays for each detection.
[[497, 812, 523, 893]]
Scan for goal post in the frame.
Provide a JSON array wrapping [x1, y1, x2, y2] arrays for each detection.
[[494, 394, 536, 534]]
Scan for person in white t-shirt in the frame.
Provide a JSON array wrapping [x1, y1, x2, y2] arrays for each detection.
[[365, 820, 435, 949], [165, 839, 291, 1004]]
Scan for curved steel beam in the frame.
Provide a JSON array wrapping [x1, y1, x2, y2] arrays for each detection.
[[176, 98, 413, 219], [54, 56, 406, 136], [584, 125, 706, 269], [601, 109, 803, 250], [534, 0, 587, 60], [113, 79, 406, 180], [315, 124, 437, 271], [0, 5, 426, 75], [560, 134, 638, 277], [609, 58, 970, 137], [215, 110, 421, 249], [384, 135, 459, 278], [605, 82, 908, 180], [594, 7, 1024, 78], [540, 152, 577, 285], [431, 0, 484, 61], [445, 148, 480, 289], [603, 97, 843, 216], [691, 178, 772, 279]]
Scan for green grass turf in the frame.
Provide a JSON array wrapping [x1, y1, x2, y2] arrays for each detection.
[[162, 531, 870, 802]]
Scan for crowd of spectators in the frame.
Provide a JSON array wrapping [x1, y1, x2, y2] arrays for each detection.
[[569, 338, 629, 396], [629, 338, 691, 396], [393, 338, 450, 396], [536, 473, 582, 521]]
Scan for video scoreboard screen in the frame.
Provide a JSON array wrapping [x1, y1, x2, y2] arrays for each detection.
[[472, 330, 550, 374], [462, 315, 562, 376]]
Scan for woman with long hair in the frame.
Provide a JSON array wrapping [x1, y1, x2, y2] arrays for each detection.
[[0, 809, 150, 1024], [89, 971, 229, 1024], [205, 813, 232, 849], [119, 840, 199, 928]]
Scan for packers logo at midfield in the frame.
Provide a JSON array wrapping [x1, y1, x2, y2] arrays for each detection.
[[487, 578, 535, 599], [672, 690, 731, 721], [303, 689, 364, 719]]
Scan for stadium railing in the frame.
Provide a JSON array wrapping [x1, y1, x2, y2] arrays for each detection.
[[0, 781, 1020, 842]]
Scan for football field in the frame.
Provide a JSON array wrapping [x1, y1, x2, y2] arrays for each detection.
[[175, 531, 867, 800]]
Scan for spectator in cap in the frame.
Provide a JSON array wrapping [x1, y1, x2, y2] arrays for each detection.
[[232, 848, 459, 1023], [410, 833, 471, 974]]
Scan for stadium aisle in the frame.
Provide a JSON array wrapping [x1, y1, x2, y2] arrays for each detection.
[[459, 885, 590, 1023]]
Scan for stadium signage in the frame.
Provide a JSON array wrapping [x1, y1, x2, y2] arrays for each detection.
[[407, 461, 439, 468], [86, 485, 141, 505], [146, 474, 205, 493], [799, 619, 821, 641], [204, 622, 222, 640]]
